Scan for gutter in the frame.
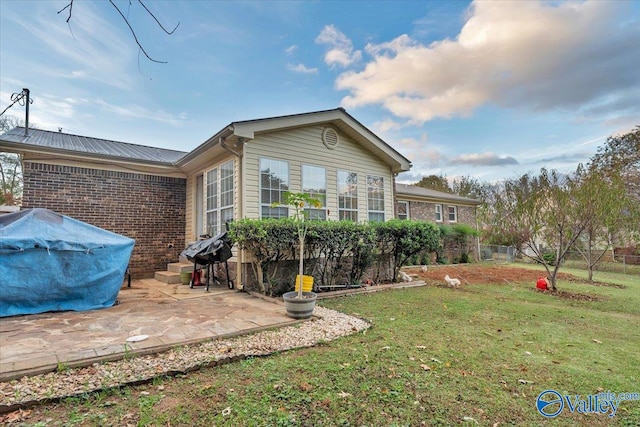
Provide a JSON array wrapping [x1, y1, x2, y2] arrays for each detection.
[[174, 126, 235, 168]]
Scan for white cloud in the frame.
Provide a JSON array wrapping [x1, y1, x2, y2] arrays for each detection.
[[334, 1, 640, 124], [315, 25, 362, 68], [5, 2, 135, 89], [451, 152, 518, 166], [287, 63, 318, 74], [393, 134, 447, 166], [285, 44, 297, 55], [95, 99, 187, 126], [0, 92, 91, 132]]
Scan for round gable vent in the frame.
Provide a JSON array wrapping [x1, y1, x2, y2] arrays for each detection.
[[322, 127, 339, 150]]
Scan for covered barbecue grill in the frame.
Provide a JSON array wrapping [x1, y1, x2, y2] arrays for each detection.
[[180, 231, 233, 291]]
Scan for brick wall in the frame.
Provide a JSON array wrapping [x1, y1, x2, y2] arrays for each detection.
[[22, 162, 186, 278], [398, 200, 479, 261], [400, 200, 477, 227]]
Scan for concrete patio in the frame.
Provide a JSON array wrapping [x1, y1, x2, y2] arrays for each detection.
[[0, 279, 299, 381]]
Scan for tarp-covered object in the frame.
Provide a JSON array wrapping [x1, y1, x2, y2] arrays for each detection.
[[180, 232, 233, 266], [0, 208, 135, 317]]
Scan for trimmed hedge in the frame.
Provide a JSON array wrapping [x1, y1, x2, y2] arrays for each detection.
[[229, 219, 441, 295]]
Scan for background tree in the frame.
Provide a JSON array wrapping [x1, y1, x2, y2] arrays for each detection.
[[589, 126, 640, 246], [495, 169, 589, 290], [571, 163, 632, 281], [414, 174, 451, 193], [451, 175, 488, 200], [0, 115, 27, 205]]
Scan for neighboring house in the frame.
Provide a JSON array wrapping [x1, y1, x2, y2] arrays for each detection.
[[394, 183, 481, 225], [0, 108, 413, 283], [395, 183, 482, 261]]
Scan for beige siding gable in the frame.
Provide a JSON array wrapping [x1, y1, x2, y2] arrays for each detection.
[[243, 125, 394, 221]]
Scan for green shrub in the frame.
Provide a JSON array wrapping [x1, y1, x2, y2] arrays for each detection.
[[542, 251, 556, 265], [373, 220, 440, 281], [481, 247, 493, 260], [228, 219, 297, 293], [230, 219, 440, 293]]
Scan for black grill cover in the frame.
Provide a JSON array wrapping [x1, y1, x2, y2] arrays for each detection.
[[180, 231, 233, 265]]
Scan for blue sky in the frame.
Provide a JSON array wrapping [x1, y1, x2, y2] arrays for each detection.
[[1, 0, 638, 183]]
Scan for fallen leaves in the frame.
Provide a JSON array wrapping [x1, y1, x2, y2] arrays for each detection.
[[0, 409, 32, 424]]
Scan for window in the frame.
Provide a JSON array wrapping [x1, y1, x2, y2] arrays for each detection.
[[205, 159, 234, 236], [435, 204, 443, 222], [367, 175, 385, 222], [302, 165, 327, 220], [260, 158, 289, 218], [338, 170, 358, 221], [448, 206, 457, 222], [397, 201, 409, 220], [220, 161, 234, 229]]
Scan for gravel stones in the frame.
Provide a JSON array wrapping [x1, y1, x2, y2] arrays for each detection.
[[0, 307, 370, 409]]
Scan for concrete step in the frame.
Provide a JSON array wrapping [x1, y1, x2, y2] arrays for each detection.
[[167, 262, 194, 273], [154, 271, 182, 284]]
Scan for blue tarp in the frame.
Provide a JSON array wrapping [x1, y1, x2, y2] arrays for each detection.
[[0, 208, 134, 317]]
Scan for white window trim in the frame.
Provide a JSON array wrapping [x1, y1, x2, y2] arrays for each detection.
[[367, 174, 385, 222], [435, 204, 443, 222], [204, 159, 234, 236], [259, 157, 290, 219], [397, 201, 409, 220], [337, 170, 358, 221], [302, 164, 327, 220], [448, 205, 458, 223]]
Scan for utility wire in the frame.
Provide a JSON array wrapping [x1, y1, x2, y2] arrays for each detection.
[[0, 90, 33, 117]]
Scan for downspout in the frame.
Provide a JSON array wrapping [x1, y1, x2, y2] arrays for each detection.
[[220, 136, 245, 290]]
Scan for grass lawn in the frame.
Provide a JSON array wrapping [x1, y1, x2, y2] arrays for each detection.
[[10, 266, 640, 426]]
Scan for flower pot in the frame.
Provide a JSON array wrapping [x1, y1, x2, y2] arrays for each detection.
[[295, 275, 314, 292], [282, 291, 317, 319], [180, 271, 191, 285]]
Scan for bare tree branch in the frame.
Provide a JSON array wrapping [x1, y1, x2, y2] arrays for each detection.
[[57, 0, 179, 64], [57, 0, 73, 23], [108, 0, 167, 64], [137, 0, 180, 35]]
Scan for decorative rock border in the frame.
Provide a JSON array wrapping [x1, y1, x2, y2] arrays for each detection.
[[0, 307, 370, 413]]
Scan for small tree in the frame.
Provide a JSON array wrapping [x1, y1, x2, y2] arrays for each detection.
[[276, 192, 321, 298], [498, 169, 589, 291]]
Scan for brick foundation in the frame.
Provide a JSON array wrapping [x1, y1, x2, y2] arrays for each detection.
[[22, 162, 186, 278]]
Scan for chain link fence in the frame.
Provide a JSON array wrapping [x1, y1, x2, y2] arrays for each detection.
[[479, 245, 640, 275], [479, 245, 516, 262]]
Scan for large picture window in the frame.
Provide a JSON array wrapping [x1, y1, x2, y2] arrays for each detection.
[[338, 170, 358, 221], [205, 159, 234, 236], [302, 164, 326, 220], [367, 175, 385, 222], [260, 158, 289, 218]]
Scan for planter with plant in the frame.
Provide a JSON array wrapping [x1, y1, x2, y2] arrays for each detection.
[[276, 191, 321, 319]]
